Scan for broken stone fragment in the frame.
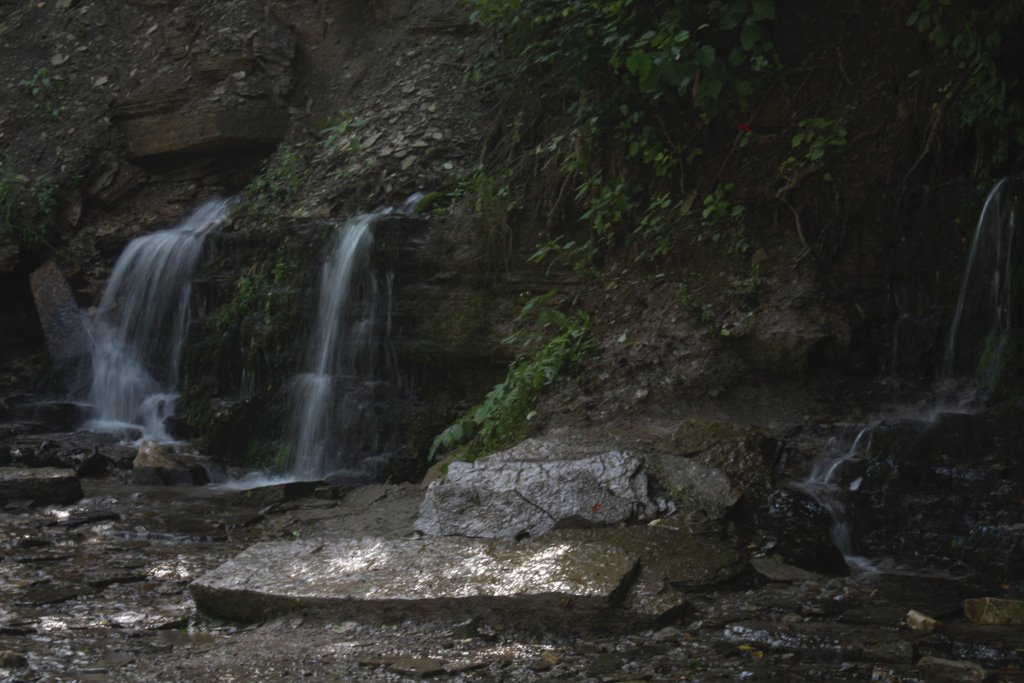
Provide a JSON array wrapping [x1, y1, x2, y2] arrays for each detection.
[[963, 597, 1024, 625], [905, 609, 942, 632]]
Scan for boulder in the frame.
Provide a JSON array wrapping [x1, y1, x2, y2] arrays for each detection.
[[416, 436, 656, 539], [649, 455, 739, 520], [132, 441, 209, 486], [963, 597, 1024, 625], [650, 418, 777, 520], [29, 261, 89, 383], [191, 537, 640, 624], [0, 467, 83, 506], [759, 488, 848, 575]]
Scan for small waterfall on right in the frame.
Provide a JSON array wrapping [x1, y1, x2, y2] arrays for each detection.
[[799, 177, 1022, 573], [942, 177, 1021, 390], [288, 196, 419, 481]]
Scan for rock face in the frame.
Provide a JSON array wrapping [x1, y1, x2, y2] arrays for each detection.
[[191, 537, 640, 623], [415, 436, 656, 539], [0, 467, 83, 506], [132, 440, 210, 486], [118, 102, 290, 159]]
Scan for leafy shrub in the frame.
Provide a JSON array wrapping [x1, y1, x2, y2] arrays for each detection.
[[908, 0, 1024, 165], [466, 0, 779, 264], [430, 305, 591, 461], [0, 163, 59, 246]]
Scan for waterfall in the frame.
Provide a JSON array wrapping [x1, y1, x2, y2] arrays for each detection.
[[289, 195, 420, 481], [942, 177, 1021, 386], [85, 198, 232, 441], [797, 425, 874, 572]]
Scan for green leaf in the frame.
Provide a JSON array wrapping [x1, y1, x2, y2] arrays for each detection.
[[752, 0, 775, 21], [740, 25, 761, 51]]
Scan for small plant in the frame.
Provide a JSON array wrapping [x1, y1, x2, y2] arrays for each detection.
[[779, 117, 848, 179], [430, 301, 591, 461], [19, 67, 62, 118], [321, 112, 367, 151], [0, 164, 59, 246], [240, 145, 306, 220]]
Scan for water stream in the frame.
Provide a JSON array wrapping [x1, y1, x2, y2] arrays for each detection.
[[943, 176, 1020, 387], [802, 176, 1022, 572], [288, 195, 420, 481], [84, 198, 232, 441]]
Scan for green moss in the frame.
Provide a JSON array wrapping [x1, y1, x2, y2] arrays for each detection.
[[182, 239, 316, 466]]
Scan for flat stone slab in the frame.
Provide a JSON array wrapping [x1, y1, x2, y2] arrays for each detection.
[[191, 537, 639, 623], [542, 526, 747, 588], [416, 436, 656, 539], [0, 467, 83, 506]]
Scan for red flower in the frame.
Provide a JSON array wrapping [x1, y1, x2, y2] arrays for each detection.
[[736, 123, 754, 134]]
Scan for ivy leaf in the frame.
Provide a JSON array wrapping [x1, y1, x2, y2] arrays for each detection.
[[740, 25, 762, 51]]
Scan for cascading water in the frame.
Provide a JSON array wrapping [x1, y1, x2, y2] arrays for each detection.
[[85, 197, 232, 441], [289, 195, 420, 481], [799, 177, 1022, 572], [797, 426, 874, 572], [942, 177, 1021, 387]]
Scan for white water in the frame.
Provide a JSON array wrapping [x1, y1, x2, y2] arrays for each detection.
[[799, 179, 1021, 573], [943, 177, 1019, 385], [85, 198, 232, 441], [289, 194, 420, 480], [797, 425, 875, 572]]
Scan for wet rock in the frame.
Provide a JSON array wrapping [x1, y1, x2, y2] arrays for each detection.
[[416, 436, 656, 539], [543, 526, 746, 589], [862, 639, 915, 664], [963, 597, 1024, 625], [387, 657, 445, 678], [542, 525, 742, 626], [132, 441, 209, 486], [0, 467, 83, 506], [665, 419, 776, 502], [192, 536, 639, 624], [916, 656, 986, 682], [750, 557, 821, 582], [75, 451, 117, 478], [648, 455, 739, 520], [760, 488, 848, 575], [10, 401, 90, 431], [0, 651, 27, 668]]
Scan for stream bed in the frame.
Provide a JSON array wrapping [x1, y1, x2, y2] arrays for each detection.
[[2, 472, 1023, 682]]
